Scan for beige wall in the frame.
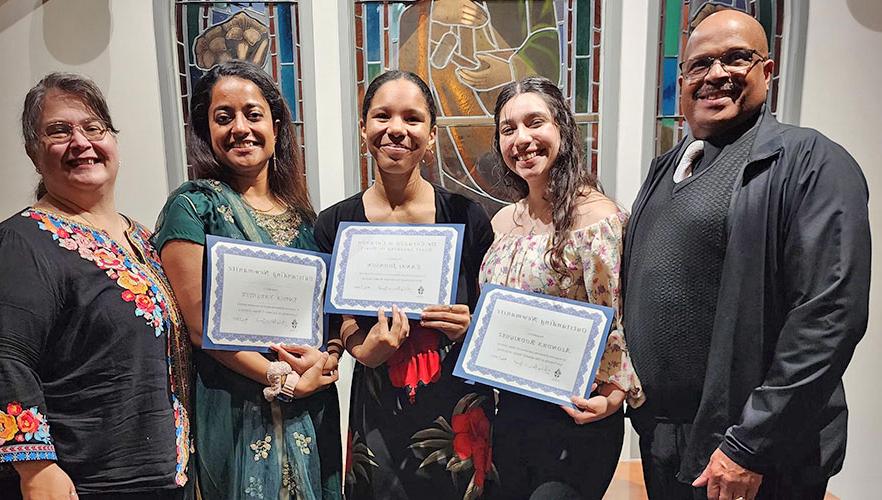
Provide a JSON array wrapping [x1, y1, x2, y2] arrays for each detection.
[[0, 0, 170, 225], [805, 0, 882, 497]]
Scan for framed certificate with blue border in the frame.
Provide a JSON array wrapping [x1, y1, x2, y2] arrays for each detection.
[[454, 284, 614, 406], [325, 222, 464, 320], [202, 235, 329, 352]]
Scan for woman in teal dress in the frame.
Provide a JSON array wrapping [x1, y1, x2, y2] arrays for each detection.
[[153, 61, 342, 499]]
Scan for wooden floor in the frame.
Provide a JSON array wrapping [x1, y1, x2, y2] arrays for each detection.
[[604, 460, 840, 500]]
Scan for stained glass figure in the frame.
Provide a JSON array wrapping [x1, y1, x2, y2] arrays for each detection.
[[174, 1, 305, 178], [355, 0, 603, 215], [655, 0, 786, 156]]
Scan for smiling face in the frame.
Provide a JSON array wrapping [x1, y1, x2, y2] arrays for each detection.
[[33, 90, 119, 199], [679, 10, 774, 139], [361, 78, 436, 176], [208, 76, 277, 178], [496, 92, 561, 186]]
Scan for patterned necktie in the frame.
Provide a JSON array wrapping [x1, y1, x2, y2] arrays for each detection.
[[673, 140, 705, 183]]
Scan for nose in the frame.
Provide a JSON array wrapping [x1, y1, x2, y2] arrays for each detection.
[[514, 124, 532, 148], [231, 113, 250, 135], [387, 115, 406, 137], [68, 126, 93, 152], [704, 59, 730, 81]]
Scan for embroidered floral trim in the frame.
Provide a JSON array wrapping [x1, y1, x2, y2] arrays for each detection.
[[217, 205, 235, 224], [0, 402, 54, 462], [250, 435, 272, 461], [172, 397, 190, 485], [0, 443, 56, 463], [293, 432, 312, 455], [245, 476, 264, 498], [22, 210, 171, 338]]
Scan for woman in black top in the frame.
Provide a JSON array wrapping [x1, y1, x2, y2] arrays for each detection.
[[0, 73, 191, 499], [315, 71, 496, 499]]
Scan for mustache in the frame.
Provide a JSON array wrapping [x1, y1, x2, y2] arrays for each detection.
[[693, 82, 742, 99]]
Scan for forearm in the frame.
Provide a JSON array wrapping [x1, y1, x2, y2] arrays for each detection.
[[340, 317, 397, 368]]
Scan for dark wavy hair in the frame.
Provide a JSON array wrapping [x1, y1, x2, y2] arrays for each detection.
[[361, 70, 436, 127], [188, 60, 314, 222], [22, 72, 120, 200], [492, 76, 600, 277]]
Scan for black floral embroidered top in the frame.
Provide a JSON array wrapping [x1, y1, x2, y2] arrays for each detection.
[[0, 209, 191, 494]]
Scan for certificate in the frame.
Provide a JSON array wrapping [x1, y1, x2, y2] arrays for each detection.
[[454, 284, 614, 406], [203, 235, 329, 352], [325, 222, 464, 319]]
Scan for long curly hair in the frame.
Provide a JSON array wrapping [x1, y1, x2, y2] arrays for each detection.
[[492, 77, 600, 277], [187, 60, 315, 223]]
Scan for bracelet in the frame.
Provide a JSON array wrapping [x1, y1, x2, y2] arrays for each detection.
[[277, 371, 302, 403], [263, 361, 293, 402]]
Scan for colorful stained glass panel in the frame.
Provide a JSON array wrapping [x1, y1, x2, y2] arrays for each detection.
[[354, 0, 602, 216], [174, 1, 305, 178]]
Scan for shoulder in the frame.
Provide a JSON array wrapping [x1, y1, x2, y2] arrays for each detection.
[[317, 190, 365, 225], [489, 203, 518, 233], [434, 185, 491, 225], [772, 125, 866, 187], [572, 190, 625, 230]]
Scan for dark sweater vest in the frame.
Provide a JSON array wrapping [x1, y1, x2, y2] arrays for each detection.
[[625, 128, 757, 421]]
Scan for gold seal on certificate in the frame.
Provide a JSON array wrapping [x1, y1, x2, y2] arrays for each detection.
[[202, 235, 329, 351], [325, 222, 464, 319], [454, 284, 614, 406]]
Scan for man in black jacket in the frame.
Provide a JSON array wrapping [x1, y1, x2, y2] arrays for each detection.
[[623, 9, 870, 500]]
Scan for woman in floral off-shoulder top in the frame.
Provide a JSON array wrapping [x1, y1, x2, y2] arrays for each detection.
[[480, 77, 644, 500]]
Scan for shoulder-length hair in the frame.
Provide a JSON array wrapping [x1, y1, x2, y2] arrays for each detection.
[[188, 60, 315, 222], [492, 76, 600, 277]]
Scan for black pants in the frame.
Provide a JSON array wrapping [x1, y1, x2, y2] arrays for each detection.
[[490, 405, 624, 500], [629, 410, 828, 500]]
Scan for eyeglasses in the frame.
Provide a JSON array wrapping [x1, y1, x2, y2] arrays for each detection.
[[679, 49, 767, 82], [43, 120, 110, 144]]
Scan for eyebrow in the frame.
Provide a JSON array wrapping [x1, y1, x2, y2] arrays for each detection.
[[370, 105, 428, 117], [499, 111, 550, 127]]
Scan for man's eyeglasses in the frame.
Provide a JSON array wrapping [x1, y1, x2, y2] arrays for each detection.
[[679, 49, 767, 82], [43, 120, 110, 144]]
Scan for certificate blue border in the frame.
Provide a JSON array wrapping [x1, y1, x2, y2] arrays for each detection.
[[325, 222, 464, 320], [453, 284, 614, 407], [203, 235, 330, 352]]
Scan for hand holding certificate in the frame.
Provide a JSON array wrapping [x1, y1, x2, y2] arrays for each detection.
[[325, 222, 464, 319], [454, 284, 614, 407], [203, 235, 329, 352]]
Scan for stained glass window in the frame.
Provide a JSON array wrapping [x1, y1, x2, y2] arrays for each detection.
[[655, 0, 786, 156], [174, 1, 305, 178], [354, 0, 603, 215]]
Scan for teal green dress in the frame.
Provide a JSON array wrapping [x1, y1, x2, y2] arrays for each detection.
[[152, 180, 342, 500]]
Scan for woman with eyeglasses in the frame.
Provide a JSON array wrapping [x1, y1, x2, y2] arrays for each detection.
[[0, 73, 192, 499]]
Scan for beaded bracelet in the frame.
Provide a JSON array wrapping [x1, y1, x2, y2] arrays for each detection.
[[263, 361, 293, 402]]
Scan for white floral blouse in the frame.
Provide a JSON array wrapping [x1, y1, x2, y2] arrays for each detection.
[[479, 211, 645, 407]]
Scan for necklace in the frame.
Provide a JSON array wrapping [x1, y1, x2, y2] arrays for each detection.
[[243, 196, 285, 214]]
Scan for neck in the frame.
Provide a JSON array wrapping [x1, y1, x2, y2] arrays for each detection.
[[703, 108, 762, 146], [230, 166, 274, 203], [524, 183, 552, 221], [37, 190, 119, 229], [372, 167, 428, 209]]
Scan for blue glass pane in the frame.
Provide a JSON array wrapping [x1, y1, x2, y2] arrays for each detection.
[[212, 10, 227, 24], [662, 56, 679, 116], [278, 5, 294, 63], [366, 3, 381, 62], [281, 64, 297, 120]]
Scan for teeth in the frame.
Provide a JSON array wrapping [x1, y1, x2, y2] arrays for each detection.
[[232, 141, 256, 148], [516, 151, 538, 161], [72, 159, 97, 165]]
